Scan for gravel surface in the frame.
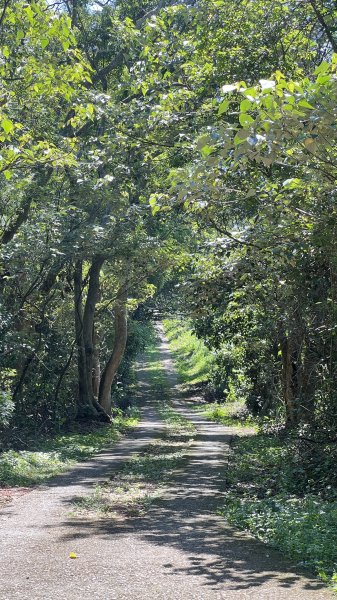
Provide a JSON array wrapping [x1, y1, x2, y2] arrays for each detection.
[[0, 326, 334, 600]]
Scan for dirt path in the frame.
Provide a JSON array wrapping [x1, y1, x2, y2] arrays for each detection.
[[0, 326, 334, 600]]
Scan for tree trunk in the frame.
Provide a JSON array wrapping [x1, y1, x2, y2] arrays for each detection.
[[74, 259, 110, 421], [280, 330, 301, 426], [74, 260, 92, 416], [99, 284, 128, 415], [92, 325, 101, 400], [82, 254, 104, 405]]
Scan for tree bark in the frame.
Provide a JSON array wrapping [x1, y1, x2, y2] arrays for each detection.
[[82, 254, 105, 404], [280, 329, 301, 426], [74, 258, 110, 421], [74, 260, 92, 415], [99, 284, 128, 415], [92, 325, 101, 399]]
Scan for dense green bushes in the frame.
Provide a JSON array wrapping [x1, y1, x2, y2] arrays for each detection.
[[219, 432, 337, 590], [0, 391, 14, 428], [163, 318, 259, 416]]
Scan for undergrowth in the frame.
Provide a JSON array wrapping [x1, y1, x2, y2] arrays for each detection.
[[162, 318, 214, 385], [202, 401, 256, 429], [219, 433, 337, 592], [0, 409, 139, 487], [163, 318, 253, 429]]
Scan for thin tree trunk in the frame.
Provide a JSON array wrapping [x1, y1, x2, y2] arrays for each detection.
[[99, 284, 128, 415], [280, 330, 301, 426], [92, 325, 101, 400], [1, 168, 52, 246], [82, 254, 104, 404], [74, 257, 110, 421], [281, 333, 295, 425], [308, 0, 337, 52], [54, 343, 75, 409], [74, 260, 93, 416]]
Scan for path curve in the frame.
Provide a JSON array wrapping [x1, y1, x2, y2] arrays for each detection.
[[0, 325, 334, 600]]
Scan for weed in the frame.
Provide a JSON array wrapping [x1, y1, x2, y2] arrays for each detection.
[[218, 433, 337, 591], [163, 319, 214, 385], [0, 412, 139, 487], [202, 401, 256, 430]]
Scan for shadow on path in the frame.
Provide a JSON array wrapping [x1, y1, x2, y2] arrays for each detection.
[[50, 324, 332, 599]]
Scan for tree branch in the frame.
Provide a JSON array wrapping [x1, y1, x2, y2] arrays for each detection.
[[308, 0, 337, 52]]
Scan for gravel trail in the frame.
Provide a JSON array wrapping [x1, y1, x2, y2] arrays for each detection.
[[0, 324, 333, 600]]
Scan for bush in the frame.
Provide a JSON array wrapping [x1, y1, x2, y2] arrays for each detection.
[[219, 432, 337, 590], [0, 390, 14, 427]]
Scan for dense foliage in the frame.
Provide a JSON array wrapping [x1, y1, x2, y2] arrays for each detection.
[[0, 0, 335, 444], [1, 0, 337, 493], [1, 0, 337, 586]]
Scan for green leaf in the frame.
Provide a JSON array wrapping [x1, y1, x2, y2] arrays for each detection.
[[1, 119, 14, 135], [240, 99, 252, 113], [242, 87, 258, 99], [41, 38, 50, 50], [239, 114, 254, 127], [16, 31, 24, 43], [234, 133, 246, 145], [298, 99, 314, 109], [3, 170, 12, 180], [283, 178, 302, 189], [86, 103, 95, 118], [314, 61, 330, 75], [24, 5, 35, 23], [218, 99, 230, 115], [124, 17, 134, 28], [151, 204, 160, 216], [201, 144, 214, 157]]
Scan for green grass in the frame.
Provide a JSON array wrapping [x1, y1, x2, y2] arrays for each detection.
[[163, 318, 214, 385], [218, 433, 337, 592], [163, 319, 254, 430], [0, 411, 139, 487], [202, 401, 256, 430], [73, 419, 195, 519]]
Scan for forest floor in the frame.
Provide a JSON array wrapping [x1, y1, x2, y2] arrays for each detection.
[[0, 325, 334, 600]]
